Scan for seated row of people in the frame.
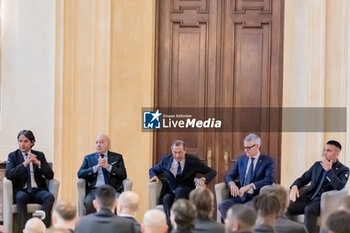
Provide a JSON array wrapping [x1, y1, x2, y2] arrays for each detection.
[[5, 130, 349, 233], [22, 185, 350, 233]]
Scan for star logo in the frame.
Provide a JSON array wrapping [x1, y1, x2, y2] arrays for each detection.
[[143, 110, 162, 129], [151, 110, 162, 122]]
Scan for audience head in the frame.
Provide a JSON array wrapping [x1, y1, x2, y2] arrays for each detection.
[[95, 134, 111, 154], [244, 134, 261, 157], [189, 187, 214, 220], [260, 184, 288, 216], [225, 204, 256, 233], [171, 140, 186, 162], [93, 185, 117, 212], [326, 210, 350, 233], [339, 195, 350, 211], [117, 191, 140, 216], [324, 140, 342, 162], [17, 130, 36, 153], [52, 201, 77, 228], [141, 209, 168, 233], [23, 217, 46, 233], [170, 199, 196, 231], [253, 194, 280, 218]]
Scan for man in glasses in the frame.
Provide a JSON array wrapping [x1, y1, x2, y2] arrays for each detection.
[[218, 133, 275, 219]]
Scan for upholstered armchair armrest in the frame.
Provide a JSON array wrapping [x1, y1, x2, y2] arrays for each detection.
[[3, 177, 14, 233], [215, 182, 229, 222], [77, 178, 86, 217], [215, 182, 228, 205], [123, 179, 133, 191], [48, 179, 60, 205], [149, 181, 162, 209], [320, 188, 348, 228]]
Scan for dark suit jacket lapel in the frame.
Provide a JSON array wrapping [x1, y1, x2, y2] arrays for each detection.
[[107, 151, 113, 164], [310, 164, 324, 189], [17, 150, 25, 164], [252, 155, 264, 180], [241, 156, 249, 182]]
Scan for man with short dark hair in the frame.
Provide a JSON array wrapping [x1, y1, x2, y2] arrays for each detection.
[[170, 199, 197, 233], [52, 201, 77, 232], [224, 204, 256, 233], [6, 130, 55, 230], [287, 140, 349, 233], [78, 134, 127, 214], [149, 140, 216, 219], [75, 185, 135, 233], [326, 210, 350, 233]]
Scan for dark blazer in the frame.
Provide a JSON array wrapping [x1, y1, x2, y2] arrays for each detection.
[[121, 216, 141, 233], [276, 215, 308, 233], [225, 154, 274, 195], [149, 154, 216, 191], [75, 208, 135, 233], [77, 151, 127, 193], [192, 218, 225, 233], [5, 149, 54, 192], [291, 160, 349, 198], [253, 224, 276, 233]]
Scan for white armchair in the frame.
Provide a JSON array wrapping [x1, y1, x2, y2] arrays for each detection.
[[77, 178, 133, 216], [295, 186, 348, 229], [148, 181, 164, 211], [3, 177, 60, 233]]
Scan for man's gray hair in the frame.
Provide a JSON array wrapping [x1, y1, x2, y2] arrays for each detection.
[[244, 134, 261, 145], [143, 209, 167, 232]]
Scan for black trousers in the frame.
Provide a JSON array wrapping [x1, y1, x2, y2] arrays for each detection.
[[163, 186, 192, 220], [286, 195, 320, 233], [14, 188, 55, 230]]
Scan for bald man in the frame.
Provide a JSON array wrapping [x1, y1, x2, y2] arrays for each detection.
[[78, 134, 127, 214], [117, 191, 141, 233], [23, 217, 46, 233], [141, 209, 168, 233]]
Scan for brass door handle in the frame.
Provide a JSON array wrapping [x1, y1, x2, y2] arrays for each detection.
[[224, 151, 229, 171], [207, 149, 212, 168]]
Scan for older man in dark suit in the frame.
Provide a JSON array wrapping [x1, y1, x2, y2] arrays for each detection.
[[75, 185, 135, 233], [78, 134, 127, 214], [287, 140, 349, 233], [218, 133, 275, 219], [6, 130, 55, 230], [149, 140, 216, 219]]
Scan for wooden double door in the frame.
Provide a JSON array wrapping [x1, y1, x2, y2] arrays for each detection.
[[154, 0, 284, 186]]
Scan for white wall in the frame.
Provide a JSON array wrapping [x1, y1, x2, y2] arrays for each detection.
[[0, 0, 56, 161]]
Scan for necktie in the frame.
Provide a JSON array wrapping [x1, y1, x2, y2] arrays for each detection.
[[310, 170, 326, 200], [25, 154, 33, 193], [100, 154, 111, 185], [244, 158, 255, 186], [176, 162, 182, 180]]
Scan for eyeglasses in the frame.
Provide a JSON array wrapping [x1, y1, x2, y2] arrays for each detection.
[[243, 144, 257, 151]]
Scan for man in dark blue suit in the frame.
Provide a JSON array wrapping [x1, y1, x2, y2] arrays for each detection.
[[78, 134, 127, 214], [287, 140, 349, 233], [218, 133, 275, 219], [6, 130, 55, 230], [149, 140, 216, 219]]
